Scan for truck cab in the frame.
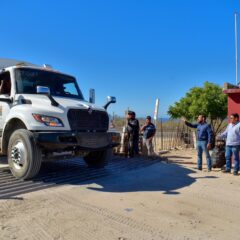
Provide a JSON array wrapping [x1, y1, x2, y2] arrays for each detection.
[[0, 59, 120, 179]]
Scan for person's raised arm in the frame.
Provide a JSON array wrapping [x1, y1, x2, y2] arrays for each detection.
[[218, 126, 229, 139], [181, 117, 197, 128]]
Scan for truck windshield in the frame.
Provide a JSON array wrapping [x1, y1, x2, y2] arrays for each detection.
[[15, 68, 84, 100]]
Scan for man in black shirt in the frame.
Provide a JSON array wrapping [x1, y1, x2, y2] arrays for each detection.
[[126, 111, 140, 158]]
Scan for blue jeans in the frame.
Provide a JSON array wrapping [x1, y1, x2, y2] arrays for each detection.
[[197, 140, 212, 170], [225, 145, 240, 173]]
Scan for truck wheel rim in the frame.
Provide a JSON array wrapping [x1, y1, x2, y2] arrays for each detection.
[[11, 140, 26, 170]]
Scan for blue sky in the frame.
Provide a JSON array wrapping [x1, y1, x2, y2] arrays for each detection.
[[1, 0, 240, 117]]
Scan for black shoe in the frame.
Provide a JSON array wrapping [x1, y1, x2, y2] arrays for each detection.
[[233, 171, 238, 176], [197, 167, 202, 171], [207, 169, 212, 172], [222, 169, 231, 173]]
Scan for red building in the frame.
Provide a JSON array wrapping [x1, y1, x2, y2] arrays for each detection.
[[223, 87, 240, 118]]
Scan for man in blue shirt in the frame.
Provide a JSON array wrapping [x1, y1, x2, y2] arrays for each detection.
[[219, 113, 240, 175], [141, 116, 156, 158], [182, 114, 214, 171]]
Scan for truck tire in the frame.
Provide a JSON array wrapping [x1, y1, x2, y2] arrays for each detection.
[[83, 149, 112, 168], [8, 129, 42, 180]]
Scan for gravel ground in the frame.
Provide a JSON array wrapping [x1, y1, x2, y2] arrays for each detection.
[[0, 149, 240, 240]]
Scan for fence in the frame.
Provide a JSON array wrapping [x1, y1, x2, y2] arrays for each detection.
[[154, 120, 195, 152], [115, 119, 195, 155]]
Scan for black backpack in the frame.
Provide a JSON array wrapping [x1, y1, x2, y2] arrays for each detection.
[[211, 140, 226, 168]]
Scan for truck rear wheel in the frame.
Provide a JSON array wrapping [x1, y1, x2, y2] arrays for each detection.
[[83, 149, 112, 168], [8, 129, 42, 180]]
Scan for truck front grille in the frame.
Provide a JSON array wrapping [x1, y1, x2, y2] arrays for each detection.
[[67, 109, 109, 132]]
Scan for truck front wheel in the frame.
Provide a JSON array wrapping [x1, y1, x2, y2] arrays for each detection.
[[8, 129, 42, 180], [83, 149, 112, 168]]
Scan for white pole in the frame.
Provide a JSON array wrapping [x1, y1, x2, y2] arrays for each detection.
[[235, 12, 238, 85], [154, 98, 159, 124]]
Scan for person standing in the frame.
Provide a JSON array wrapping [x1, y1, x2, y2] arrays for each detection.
[[126, 111, 140, 158], [182, 114, 214, 171], [219, 113, 240, 175], [141, 116, 156, 158]]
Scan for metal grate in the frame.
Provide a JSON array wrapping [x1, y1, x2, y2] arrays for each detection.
[[0, 156, 161, 199], [67, 109, 109, 132]]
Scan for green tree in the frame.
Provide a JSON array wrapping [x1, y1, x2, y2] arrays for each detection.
[[168, 82, 228, 135]]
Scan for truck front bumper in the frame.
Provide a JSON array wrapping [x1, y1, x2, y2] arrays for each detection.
[[33, 131, 120, 151]]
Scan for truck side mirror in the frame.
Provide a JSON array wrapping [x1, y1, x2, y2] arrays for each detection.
[[89, 88, 95, 104], [104, 96, 116, 110], [36, 86, 59, 107], [107, 96, 116, 103]]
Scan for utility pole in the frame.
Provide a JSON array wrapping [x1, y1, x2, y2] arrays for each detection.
[[235, 12, 239, 85]]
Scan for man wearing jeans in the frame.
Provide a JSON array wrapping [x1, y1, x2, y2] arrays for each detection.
[[141, 116, 156, 158], [219, 113, 240, 176], [182, 115, 214, 171]]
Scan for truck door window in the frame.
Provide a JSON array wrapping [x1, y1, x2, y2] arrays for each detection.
[[0, 71, 11, 95]]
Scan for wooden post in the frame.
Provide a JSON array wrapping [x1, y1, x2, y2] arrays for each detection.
[[160, 118, 163, 150], [192, 131, 197, 149], [119, 110, 128, 154], [153, 98, 159, 152]]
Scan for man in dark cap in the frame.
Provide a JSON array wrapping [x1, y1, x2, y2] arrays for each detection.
[[126, 111, 140, 158]]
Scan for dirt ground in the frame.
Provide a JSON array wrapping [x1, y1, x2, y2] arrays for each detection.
[[0, 149, 240, 240]]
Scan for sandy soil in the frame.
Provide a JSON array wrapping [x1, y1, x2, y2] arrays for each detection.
[[0, 149, 240, 240]]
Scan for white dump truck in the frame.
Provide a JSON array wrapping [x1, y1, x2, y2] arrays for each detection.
[[0, 59, 120, 179]]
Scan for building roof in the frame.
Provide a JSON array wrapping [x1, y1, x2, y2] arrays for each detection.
[[223, 89, 240, 94]]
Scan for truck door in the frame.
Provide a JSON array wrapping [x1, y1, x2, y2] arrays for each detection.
[[0, 71, 12, 132]]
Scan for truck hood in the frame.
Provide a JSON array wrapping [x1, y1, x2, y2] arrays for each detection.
[[16, 94, 105, 111]]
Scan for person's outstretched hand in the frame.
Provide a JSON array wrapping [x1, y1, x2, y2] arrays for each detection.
[[181, 117, 186, 122]]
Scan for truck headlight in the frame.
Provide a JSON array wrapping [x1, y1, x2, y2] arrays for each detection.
[[32, 114, 64, 127]]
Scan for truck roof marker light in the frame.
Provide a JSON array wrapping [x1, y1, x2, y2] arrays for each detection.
[[43, 64, 53, 69], [16, 62, 27, 66]]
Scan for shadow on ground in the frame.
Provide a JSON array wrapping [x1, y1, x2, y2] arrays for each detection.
[[87, 162, 217, 195], [163, 155, 193, 159], [0, 156, 218, 199]]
